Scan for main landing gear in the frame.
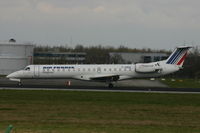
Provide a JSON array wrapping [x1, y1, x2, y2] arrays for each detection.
[[18, 81, 22, 86], [108, 83, 114, 88]]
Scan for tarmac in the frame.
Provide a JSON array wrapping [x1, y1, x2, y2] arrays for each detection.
[[0, 77, 200, 93], [0, 77, 167, 88]]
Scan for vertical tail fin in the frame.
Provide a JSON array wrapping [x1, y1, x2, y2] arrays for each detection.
[[166, 46, 191, 66]]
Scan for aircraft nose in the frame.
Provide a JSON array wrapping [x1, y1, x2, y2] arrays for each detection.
[[6, 72, 18, 78], [6, 74, 10, 78]]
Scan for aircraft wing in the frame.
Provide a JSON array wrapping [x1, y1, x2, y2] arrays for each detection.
[[90, 74, 120, 82]]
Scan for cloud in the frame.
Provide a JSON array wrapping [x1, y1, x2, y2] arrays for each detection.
[[0, 0, 200, 48], [1, 0, 200, 28]]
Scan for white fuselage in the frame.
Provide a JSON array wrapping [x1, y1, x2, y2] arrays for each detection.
[[6, 46, 191, 87], [7, 60, 180, 82]]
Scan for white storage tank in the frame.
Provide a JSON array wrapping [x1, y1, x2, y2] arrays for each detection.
[[0, 39, 34, 75]]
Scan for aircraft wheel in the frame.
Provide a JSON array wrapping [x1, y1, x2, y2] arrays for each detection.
[[18, 82, 22, 86], [108, 83, 114, 88]]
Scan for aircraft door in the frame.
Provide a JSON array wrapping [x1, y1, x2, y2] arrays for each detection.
[[34, 65, 40, 77], [97, 67, 101, 73]]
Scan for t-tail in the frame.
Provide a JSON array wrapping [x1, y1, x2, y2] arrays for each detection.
[[165, 46, 192, 67]]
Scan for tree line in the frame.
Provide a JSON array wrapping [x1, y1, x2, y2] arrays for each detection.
[[34, 45, 170, 64]]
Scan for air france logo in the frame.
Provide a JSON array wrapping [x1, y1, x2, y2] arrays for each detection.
[[43, 66, 75, 73], [43, 66, 75, 69]]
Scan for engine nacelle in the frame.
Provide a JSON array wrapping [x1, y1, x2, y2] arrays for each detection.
[[135, 63, 162, 73]]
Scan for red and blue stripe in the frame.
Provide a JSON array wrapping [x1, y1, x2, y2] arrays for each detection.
[[166, 48, 188, 65]]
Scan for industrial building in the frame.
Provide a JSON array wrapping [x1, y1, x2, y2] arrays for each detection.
[[109, 52, 168, 64], [0, 39, 34, 75], [34, 52, 86, 64], [34, 51, 167, 64]]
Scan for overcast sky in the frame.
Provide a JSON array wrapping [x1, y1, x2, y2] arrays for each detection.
[[0, 0, 200, 50]]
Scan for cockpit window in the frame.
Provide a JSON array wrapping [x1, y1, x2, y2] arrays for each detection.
[[24, 67, 30, 71]]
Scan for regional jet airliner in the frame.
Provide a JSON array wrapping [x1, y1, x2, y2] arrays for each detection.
[[7, 46, 191, 88]]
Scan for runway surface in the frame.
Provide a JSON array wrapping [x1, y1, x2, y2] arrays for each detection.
[[0, 84, 200, 94], [0, 78, 200, 93]]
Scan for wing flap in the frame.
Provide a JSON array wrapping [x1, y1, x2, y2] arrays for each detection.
[[90, 74, 120, 82]]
